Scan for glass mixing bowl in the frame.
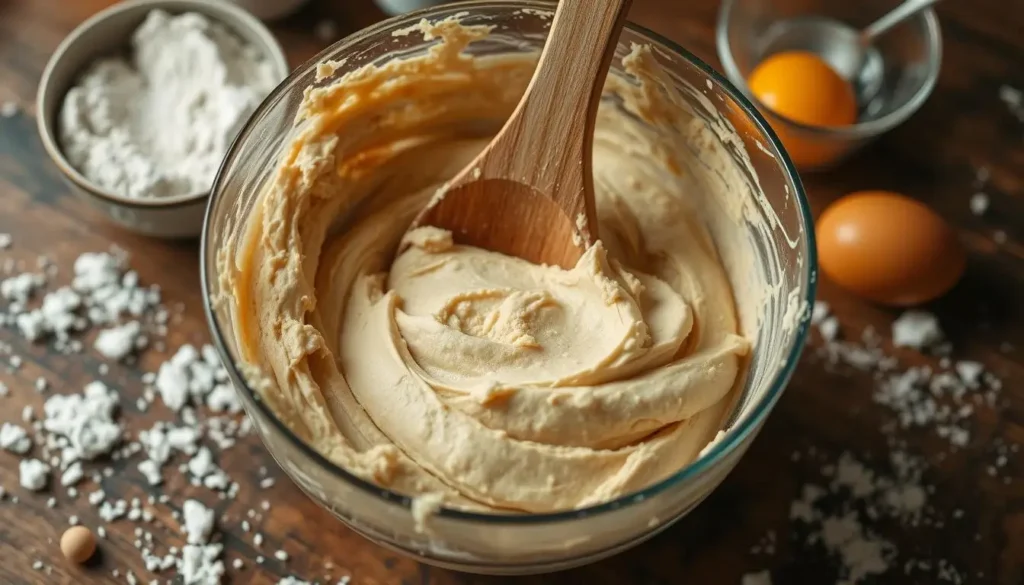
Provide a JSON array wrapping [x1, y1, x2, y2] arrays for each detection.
[[202, 0, 816, 574]]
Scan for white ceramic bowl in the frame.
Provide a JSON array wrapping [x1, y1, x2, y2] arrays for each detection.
[[36, 0, 290, 238]]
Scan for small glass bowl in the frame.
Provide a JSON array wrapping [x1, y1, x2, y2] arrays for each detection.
[[716, 0, 942, 170], [203, 0, 815, 574]]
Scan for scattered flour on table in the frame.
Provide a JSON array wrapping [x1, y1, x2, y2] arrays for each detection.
[[0, 422, 32, 454], [773, 446, 971, 585], [810, 301, 1001, 448], [94, 320, 145, 360], [0, 236, 350, 584], [891, 311, 945, 350], [969, 192, 989, 216], [741, 570, 772, 585], [57, 9, 277, 199], [1000, 85, 1023, 122], [747, 300, 1004, 583]]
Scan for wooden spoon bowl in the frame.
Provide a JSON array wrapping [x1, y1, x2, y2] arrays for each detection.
[[409, 0, 632, 269]]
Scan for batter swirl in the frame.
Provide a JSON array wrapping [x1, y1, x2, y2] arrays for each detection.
[[226, 18, 750, 513]]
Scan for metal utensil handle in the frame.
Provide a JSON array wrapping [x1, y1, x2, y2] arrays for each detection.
[[862, 0, 942, 43]]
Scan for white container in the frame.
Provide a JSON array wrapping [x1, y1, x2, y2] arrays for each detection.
[[36, 0, 290, 238]]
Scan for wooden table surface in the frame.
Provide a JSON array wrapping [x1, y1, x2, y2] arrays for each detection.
[[2, 0, 1024, 583]]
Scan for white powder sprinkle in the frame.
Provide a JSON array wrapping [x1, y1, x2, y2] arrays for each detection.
[[819, 316, 840, 341], [1000, 84, 1023, 120], [182, 499, 214, 545], [179, 543, 225, 585], [1, 272, 45, 303], [138, 459, 163, 486], [94, 320, 143, 360], [741, 570, 772, 585], [88, 489, 105, 506], [58, 10, 278, 200], [0, 422, 32, 454], [19, 458, 50, 491], [188, 447, 215, 479], [0, 228, 421, 583], [774, 286, 1004, 584], [954, 361, 984, 387], [43, 381, 121, 460], [969, 192, 989, 215], [154, 344, 227, 412], [206, 385, 241, 414], [60, 461, 84, 487], [892, 311, 943, 349]]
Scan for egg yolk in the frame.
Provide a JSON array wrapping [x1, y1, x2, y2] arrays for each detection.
[[748, 51, 858, 128], [747, 51, 859, 168]]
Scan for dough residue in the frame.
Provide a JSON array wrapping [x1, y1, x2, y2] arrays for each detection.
[[224, 18, 752, 513]]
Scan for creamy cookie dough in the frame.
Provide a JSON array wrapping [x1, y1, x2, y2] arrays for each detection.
[[223, 18, 752, 513]]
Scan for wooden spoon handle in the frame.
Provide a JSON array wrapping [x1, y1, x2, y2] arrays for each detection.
[[480, 0, 632, 233], [415, 0, 633, 268]]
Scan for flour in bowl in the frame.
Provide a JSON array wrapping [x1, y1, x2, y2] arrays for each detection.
[[58, 9, 278, 199]]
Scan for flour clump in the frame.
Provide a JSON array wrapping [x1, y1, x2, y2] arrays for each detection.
[[58, 10, 278, 199]]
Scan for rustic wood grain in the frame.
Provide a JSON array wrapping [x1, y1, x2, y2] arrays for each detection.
[[0, 0, 1022, 584]]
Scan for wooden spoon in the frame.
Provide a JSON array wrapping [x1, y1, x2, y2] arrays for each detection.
[[408, 0, 632, 269]]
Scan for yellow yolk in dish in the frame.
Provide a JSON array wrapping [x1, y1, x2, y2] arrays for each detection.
[[748, 51, 859, 168], [748, 51, 858, 127]]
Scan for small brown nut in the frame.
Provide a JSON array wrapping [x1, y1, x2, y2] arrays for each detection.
[[60, 525, 96, 564]]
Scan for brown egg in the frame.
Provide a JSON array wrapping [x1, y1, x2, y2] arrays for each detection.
[[816, 191, 965, 306], [60, 525, 97, 564]]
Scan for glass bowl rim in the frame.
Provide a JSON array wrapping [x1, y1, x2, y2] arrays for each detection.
[[715, 0, 942, 139], [201, 0, 818, 526]]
